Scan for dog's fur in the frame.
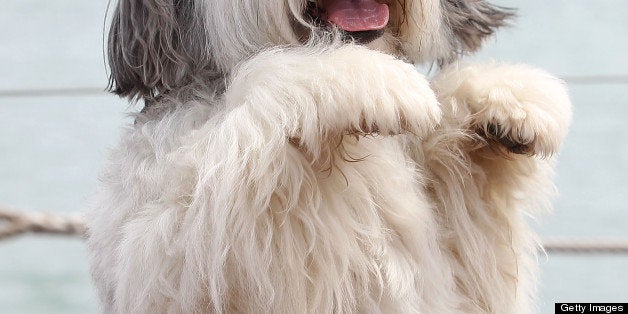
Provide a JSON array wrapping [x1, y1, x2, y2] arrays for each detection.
[[87, 0, 572, 312]]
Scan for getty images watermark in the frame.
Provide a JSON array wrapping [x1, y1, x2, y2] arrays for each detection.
[[556, 303, 626, 313]]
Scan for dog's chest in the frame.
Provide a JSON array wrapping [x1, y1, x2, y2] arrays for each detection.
[[269, 137, 450, 309]]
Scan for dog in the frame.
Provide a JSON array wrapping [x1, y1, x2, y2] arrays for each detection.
[[87, 0, 571, 312]]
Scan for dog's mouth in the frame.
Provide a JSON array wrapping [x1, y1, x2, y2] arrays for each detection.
[[307, 0, 390, 44]]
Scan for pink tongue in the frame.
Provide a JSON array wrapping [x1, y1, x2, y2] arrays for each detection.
[[322, 0, 389, 32]]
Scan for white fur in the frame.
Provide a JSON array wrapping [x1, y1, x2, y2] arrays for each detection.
[[87, 1, 572, 313]]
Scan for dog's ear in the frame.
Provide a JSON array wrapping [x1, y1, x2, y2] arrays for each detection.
[[443, 0, 515, 53], [107, 0, 209, 101]]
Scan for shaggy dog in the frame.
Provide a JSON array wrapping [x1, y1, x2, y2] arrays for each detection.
[[87, 0, 571, 312]]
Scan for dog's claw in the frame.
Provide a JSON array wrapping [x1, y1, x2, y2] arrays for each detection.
[[482, 123, 532, 155]]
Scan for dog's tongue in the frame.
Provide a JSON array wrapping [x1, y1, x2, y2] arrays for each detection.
[[322, 0, 389, 32]]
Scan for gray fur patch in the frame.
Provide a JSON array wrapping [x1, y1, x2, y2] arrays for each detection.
[[442, 0, 515, 53], [107, 0, 213, 101]]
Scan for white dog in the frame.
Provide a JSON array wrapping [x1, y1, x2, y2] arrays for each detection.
[[87, 0, 571, 312]]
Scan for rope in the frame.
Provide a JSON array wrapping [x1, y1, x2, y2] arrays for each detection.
[[561, 75, 628, 85], [543, 237, 628, 254], [0, 87, 106, 98], [0, 75, 627, 99], [0, 208, 87, 240], [1, 208, 628, 254]]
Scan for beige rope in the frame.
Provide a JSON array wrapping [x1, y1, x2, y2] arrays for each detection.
[[0, 208, 87, 240], [1, 208, 628, 254], [0, 75, 627, 98], [543, 237, 628, 254]]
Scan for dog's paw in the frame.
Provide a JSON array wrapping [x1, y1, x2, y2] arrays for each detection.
[[316, 45, 442, 138], [353, 65, 441, 138], [227, 45, 442, 156], [391, 63, 443, 138], [446, 63, 572, 157]]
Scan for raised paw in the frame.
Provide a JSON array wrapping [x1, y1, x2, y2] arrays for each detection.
[[353, 65, 442, 138], [310, 45, 442, 140], [439, 63, 572, 157]]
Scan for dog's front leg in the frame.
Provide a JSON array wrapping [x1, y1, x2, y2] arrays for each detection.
[[173, 44, 442, 312], [427, 63, 572, 312]]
